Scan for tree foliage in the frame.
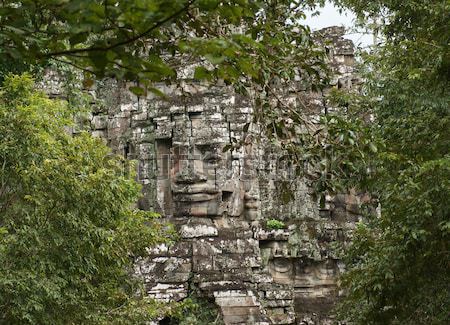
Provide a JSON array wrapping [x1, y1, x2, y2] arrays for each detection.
[[0, 0, 325, 92], [0, 74, 174, 324], [331, 0, 450, 323]]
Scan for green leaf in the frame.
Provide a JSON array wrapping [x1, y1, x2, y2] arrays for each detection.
[[204, 54, 226, 64], [147, 87, 166, 98], [194, 66, 211, 80], [129, 86, 145, 96], [69, 32, 88, 45]]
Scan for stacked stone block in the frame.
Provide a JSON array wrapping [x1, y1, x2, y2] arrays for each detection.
[[41, 26, 361, 324]]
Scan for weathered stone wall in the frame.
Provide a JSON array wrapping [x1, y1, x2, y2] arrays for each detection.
[[42, 26, 361, 325]]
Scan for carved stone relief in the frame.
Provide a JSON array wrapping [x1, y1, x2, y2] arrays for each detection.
[[41, 26, 361, 325]]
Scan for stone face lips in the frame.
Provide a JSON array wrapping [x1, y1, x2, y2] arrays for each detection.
[[41, 26, 361, 324]]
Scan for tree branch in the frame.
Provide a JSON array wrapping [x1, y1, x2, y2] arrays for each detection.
[[44, 0, 196, 58], [51, 57, 94, 75]]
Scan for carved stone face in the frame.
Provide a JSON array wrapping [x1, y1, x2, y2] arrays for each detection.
[[154, 111, 256, 217], [171, 142, 237, 216]]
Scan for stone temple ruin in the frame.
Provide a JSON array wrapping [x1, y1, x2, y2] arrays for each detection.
[[44, 27, 362, 324]]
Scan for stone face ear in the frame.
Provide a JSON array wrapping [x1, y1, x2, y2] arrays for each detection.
[[228, 181, 245, 216]]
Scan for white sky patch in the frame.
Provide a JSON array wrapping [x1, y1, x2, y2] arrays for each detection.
[[302, 1, 373, 48]]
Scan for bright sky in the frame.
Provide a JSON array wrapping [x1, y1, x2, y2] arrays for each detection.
[[303, 1, 373, 48]]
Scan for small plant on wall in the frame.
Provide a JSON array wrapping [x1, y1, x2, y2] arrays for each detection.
[[266, 219, 286, 230]]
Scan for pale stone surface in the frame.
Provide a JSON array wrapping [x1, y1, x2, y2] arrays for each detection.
[[180, 223, 218, 238], [41, 26, 362, 325]]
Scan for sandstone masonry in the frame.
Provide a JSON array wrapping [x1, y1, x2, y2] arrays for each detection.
[[42, 27, 361, 325]]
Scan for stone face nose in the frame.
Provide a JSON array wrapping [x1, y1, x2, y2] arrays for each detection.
[[174, 162, 207, 184]]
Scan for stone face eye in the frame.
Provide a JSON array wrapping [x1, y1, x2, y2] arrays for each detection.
[[203, 152, 221, 165]]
